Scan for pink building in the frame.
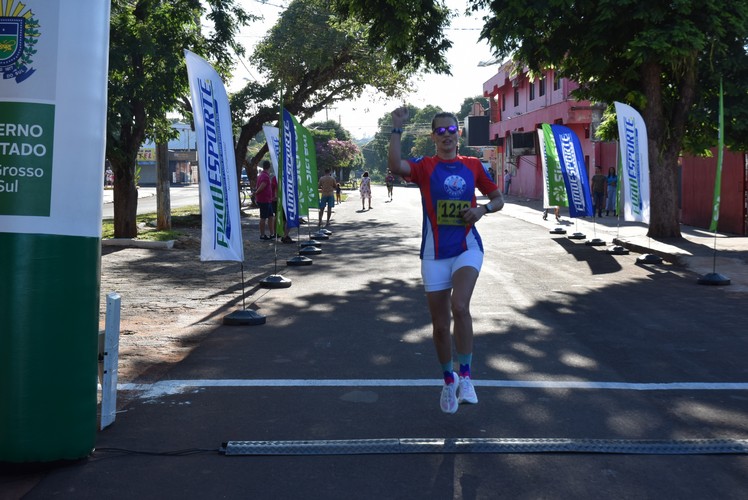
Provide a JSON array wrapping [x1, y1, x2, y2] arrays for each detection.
[[482, 62, 747, 235]]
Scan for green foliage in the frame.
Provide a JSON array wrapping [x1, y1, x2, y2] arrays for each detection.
[[457, 96, 489, 120], [331, 0, 453, 73], [316, 139, 363, 172], [107, 0, 254, 237], [250, 0, 411, 114], [476, 0, 748, 153], [475, 0, 748, 236], [231, 0, 414, 184], [102, 205, 200, 240], [308, 120, 352, 140]]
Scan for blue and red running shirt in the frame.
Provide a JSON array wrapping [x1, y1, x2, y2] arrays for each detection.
[[405, 155, 499, 260]]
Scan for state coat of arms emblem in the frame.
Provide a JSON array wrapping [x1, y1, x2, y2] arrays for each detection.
[[0, 1, 39, 83]]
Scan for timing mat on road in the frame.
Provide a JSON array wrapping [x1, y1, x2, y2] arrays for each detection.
[[220, 437, 748, 456]]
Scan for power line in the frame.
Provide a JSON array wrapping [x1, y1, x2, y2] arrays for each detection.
[[248, 0, 288, 8]]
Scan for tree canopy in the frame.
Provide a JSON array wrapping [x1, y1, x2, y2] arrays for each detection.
[[231, 0, 414, 184], [331, 0, 454, 74], [107, 0, 253, 237]]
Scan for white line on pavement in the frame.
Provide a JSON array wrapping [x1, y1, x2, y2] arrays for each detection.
[[118, 379, 748, 400]]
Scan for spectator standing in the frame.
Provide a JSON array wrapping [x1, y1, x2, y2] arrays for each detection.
[[318, 168, 337, 227], [255, 160, 275, 240], [503, 169, 512, 195], [605, 167, 618, 216], [591, 165, 607, 218]]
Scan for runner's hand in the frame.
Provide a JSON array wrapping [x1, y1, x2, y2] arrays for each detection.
[[392, 107, 409, 127]]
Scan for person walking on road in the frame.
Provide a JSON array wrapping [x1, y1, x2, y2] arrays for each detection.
[[543, 206, 561, 223], [359, 171, 372, 210], [385, 170, 396, 201], [318, 168, 337, 227], [388, 106, 504, 414]]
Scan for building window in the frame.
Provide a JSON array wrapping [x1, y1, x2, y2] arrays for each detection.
[[529, 81, 535, 101], [513, 87, 519, 107], [553, 73, 561, 91], [502, 93, 505, 111], [539, 76, 546, 97]]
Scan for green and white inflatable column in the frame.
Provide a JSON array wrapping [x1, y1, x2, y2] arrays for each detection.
[[0, 1, 111, 463]]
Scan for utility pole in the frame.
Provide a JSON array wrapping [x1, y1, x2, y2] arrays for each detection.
[[156, 142, 171, 230]]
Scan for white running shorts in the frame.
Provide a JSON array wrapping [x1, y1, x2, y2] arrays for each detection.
[[421, 250, 483, 292]]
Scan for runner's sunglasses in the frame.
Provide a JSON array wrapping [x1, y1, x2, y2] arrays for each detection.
[[433, 125, 458, 136]]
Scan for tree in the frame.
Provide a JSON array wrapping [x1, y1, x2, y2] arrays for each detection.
[[230, 0, 413, 188], [107, 0, 252, 237], [457, 96, 489, 120], [408, 105, 443, 158], [331, 0, 453, 74], [479, 1, 748, 237], [308, 120, 352, 141], [316, 139, 363, 180], [362, 106, 419, 177], [333, 1, 748, 238]]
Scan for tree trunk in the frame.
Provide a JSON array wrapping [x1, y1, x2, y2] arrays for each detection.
[[111, 157, 139, 238], [641, 60, 682, 239], [156, 142, 171, 230], [647, 154, 682, 238], [234, 107, 277, 188]]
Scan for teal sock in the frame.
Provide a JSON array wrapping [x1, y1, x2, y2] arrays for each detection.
[[441, 361, 454, 383], [457, 352, 472, 377]]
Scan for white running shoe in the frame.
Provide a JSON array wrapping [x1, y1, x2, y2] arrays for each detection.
[[440, 372, 459, 414], [457, 375, 478, 404]]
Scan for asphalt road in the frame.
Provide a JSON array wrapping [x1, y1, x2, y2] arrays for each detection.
[[9, 184, 748, 499], [102, 184, 201, 218]]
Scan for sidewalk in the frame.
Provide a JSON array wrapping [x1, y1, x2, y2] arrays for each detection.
[[499, 194, 748, 291], [102, 186, 159, 204]]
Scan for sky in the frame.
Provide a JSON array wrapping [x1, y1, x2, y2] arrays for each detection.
[[228, 0, 500, 140]]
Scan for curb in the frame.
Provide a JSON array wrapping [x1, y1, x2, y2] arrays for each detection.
[[102, 238, 174, 249], [612, 237, 686, 266]]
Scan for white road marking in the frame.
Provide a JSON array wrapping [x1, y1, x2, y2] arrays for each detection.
[[119, 379, 748, 400]]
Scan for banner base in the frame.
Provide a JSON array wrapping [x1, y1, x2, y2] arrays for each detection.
[[585, 238, 605, 246], [697, 272, 731, 286], [605, 245, 630, 255], [637, 254, 663, 264], [299, 246, 322, 256], [287, 256, 313, 267], [260, 275, 293, 289], [223, 310, 266, 326]]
